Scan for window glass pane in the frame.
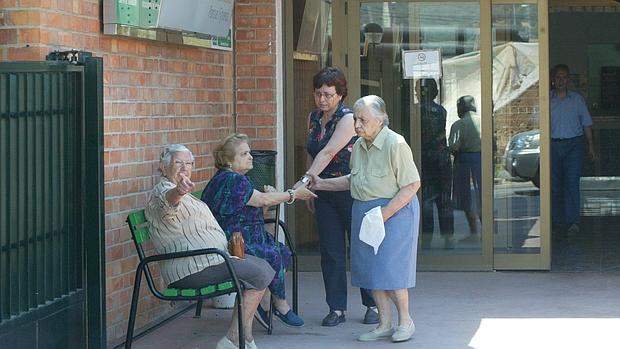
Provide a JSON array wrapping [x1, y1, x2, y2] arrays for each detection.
[[492, 4, 541, 255], [359, 2, 483, 254]]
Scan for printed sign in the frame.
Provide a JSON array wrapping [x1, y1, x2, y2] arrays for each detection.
[[402, 49, 442, 80], [158, 0, 233, 37]]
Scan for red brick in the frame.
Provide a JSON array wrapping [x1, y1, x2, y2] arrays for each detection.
[[254, 66, 275, 76], [10, 10, 41, 26], [106, 244, 125, 261], [256, 78, 274, 89], [7, 46, 45, 60], [236, 53, 255, 65], [82, 1, 99, 17], [0, 29, 18, 44], [237, 127, 257, 137], [236, 29, 255, 40], [256, 54, 275, 65], [255, 29, 274, 41], [237, 78, 256, 89], [0, 0, 17, 7], [257, 103, 276, 113], [252, 90, 274, 101], [236, 5, 257, 16], [256, 5, 275, 16], [257, 127, 276, 138]]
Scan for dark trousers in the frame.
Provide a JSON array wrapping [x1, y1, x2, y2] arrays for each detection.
[[551, 136, 584, 226], [421, 182, 454, 236], [314, 190, 375, 311]]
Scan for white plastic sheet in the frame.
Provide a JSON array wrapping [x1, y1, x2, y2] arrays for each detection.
[[442, 42, 539, 136]]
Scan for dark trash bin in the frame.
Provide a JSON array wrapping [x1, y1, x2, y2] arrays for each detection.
[[246, 150, 277, 190]]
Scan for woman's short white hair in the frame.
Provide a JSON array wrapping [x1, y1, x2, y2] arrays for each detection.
[[352, 95, 389, 127], [159, 144, 194, 166]]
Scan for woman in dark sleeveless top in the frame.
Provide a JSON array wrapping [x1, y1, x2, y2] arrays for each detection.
[[294, 67, 377, 327]]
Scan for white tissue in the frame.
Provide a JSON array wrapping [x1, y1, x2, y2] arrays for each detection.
[[359, 206, 385, 255]]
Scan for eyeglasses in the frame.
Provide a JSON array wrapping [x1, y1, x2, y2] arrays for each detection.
[[312, 91, 337, 100], [173, 160, 195, 168]]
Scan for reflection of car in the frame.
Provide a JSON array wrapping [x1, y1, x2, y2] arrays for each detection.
[[503, 129, 540, 188]]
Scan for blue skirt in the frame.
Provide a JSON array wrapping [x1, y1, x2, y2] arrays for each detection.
[[351, 196, 419, 290]]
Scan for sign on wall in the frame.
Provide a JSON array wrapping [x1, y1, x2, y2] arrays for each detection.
[[158, 0, 233, 38], [103, 0, 233, 50]]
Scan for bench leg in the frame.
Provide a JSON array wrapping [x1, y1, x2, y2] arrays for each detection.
[[237, 292, 245, 349], [125, 267, 144, 349], [267, 296, 274, 335], [194, 300, 203, 318]]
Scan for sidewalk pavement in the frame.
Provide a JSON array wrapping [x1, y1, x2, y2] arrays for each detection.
[[125, 271, 620, 349]]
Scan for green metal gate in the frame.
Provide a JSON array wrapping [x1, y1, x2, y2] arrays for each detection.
[[0, 53, 105, 348]]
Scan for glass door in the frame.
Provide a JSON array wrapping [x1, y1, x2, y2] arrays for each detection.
[[350, 0, 489, 270], [348, 0, 550, 270], [492, 1, 550, 269]]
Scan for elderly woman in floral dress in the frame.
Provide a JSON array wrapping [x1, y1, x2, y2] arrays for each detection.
[[202, 133, 316, 328]]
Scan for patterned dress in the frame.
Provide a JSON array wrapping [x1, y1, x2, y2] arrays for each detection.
[[202, 169, 292, 299]]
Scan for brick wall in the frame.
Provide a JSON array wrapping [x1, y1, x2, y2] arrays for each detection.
[[0, 0, 278, 344], [235, 0, 278, 150]]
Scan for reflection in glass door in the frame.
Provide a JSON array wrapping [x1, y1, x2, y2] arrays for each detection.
[[492, 3, 549, 269], [285, 1, 335, 262], [355, 1, 486, 269]]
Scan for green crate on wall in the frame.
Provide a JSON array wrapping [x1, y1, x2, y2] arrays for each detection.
[[117, 0, 140, 26], [139, 0, 161, 28]]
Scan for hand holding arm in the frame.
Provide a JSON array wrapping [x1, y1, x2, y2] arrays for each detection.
[[308, 173, 351, 191], [247, 186, 317, 208]]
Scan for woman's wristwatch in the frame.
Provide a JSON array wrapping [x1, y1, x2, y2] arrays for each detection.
[[299, 173, 310, 185]]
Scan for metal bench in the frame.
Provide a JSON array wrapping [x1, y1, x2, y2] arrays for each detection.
[[124, 209, 246, 349]]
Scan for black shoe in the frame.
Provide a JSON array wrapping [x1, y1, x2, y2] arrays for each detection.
[[363, 307, 380, 324], [321, 310, 345, 327]]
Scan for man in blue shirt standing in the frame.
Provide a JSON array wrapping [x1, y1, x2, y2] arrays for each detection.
[[550, 64, 597, 236]]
